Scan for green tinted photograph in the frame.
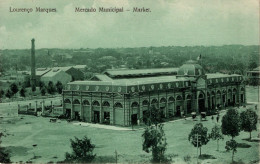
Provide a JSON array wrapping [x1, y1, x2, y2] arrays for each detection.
[[0, 0, 259, 163]]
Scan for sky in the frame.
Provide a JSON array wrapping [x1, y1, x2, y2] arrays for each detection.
[[0, 0, 259, 49]]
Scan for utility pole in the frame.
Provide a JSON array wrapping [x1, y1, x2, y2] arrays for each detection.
[[115, 150, 118, 163], [196, 133, 201, 164]]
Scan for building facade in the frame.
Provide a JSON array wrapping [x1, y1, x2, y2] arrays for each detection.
[[62, 60, 246, 126]]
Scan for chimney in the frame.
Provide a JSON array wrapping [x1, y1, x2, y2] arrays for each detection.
[[31, 38, 36, 91]]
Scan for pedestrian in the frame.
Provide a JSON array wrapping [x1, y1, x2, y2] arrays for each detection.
[[216, 114, 219, 123], [255, 105, 257, 110], [211, 115, 214, 122]]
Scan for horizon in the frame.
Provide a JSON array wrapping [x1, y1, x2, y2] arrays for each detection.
[[0, 44, 259, 51]]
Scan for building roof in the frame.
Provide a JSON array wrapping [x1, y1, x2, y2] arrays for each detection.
[[206, 73, 241, 79], [74, 65, 86, 69], [52, 66, 72, 72], [178, 60, 205, 76], [104, 68, 178, 78], [42, 69, 65, 78], [253, 66, 260, 71], [93, 74, 114, 81]]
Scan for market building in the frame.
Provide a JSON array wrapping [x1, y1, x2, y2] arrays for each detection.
[[62, 60, 246, 126]]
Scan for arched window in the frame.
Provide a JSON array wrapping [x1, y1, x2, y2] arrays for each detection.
[[64, 99, 71, 104], [114, 102, 123, 108], [131, 102, 139, 108], [102, 101, 110, 107], [168, 97, 175, 102], [83, 100, 90, 105], [142, 100, 149, 106], [217, 90, 221, 95], [151, 99, 158, 104], [241, 87, 245, 92], [233, 88, 237, 93], [207, 92, 210, 98], [228, 89, 232, 93], [186, 95, 192, 100], [73, 99, 80, 104], [211, 91, 215, 96], [92, 100, 100, 106], [198, 93, 204, 99], [176, 95, 182, 101], [160, 98, 167, 103]]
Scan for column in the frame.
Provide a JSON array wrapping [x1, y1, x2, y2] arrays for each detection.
[[140, 105, 143, 124], [42, 100, 45, 113], [35, 101, 37, 112], [100, 106, 103, 124], [165, 100, 169, 118], [183, 100, 187, 115]]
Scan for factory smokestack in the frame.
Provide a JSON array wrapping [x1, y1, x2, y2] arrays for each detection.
[[31, 38, 36, 91]]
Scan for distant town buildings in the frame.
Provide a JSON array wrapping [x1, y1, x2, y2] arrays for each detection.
[[246, 66, 260, 85]]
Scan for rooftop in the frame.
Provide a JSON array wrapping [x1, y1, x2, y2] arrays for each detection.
[[104, 68, 178, 78]]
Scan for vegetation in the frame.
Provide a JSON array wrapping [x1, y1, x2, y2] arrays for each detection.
[[188, 123, 209, 156], [0, 133, 11, 163], [40, 87, 46, 96], [225, 139, 237, 163], [19, 87, 26, 97], [39, 81, 45, 90], [240, 108, 258, 140], [221, 108, 241, 139], [64, 136, 96, 163], [56, 81, 63, 94], [142, 124, 168, 163], [1, 45, 258, 77], [47, 81, 56, 95], [209, 124, 224, 151], [0, 89, 4, 98], [10, 83, 18, 96], [143, 105, 164, 126], [5, 89, 12, 99]]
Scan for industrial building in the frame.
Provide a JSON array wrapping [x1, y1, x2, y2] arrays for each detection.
[[62, 60, 246, 126]]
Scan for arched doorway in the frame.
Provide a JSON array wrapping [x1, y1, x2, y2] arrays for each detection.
[[232, 88, 237, 105], [102, 101, 110, 124], [222, 90, 226, 107], [186, 95, 192, 114], [216, 90, 221, 108], [176, 95, 183, 116], [92, 101, 100, 123], [168, 97, 175, 117], [211, 91, 215, 110], [227, 89, 232, 106], [131, 102, 139, 125], [160, 98, 167, 117], [198, 93, 205, 113]]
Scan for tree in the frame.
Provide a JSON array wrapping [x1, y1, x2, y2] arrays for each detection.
[[64, 136, 95, 163], [188, 123, 209, 156], [225, 139, 237, 163], [143, 105, 163, 127], [0, 89, 4, 98], [47, 81, 56, 95], [209, 124, 224, 151], [10, 83, 18, 96], [240, 109, 258, 140], [0, 133, 11, 163], [41, 87, 46, 96], [5, 90, 12, 99], [19, 87, 26, 97], [56, 81, 63, 94], [39, 81, 45, 90], [221, 108, 240, 139], [142, 124, 168, 163]]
